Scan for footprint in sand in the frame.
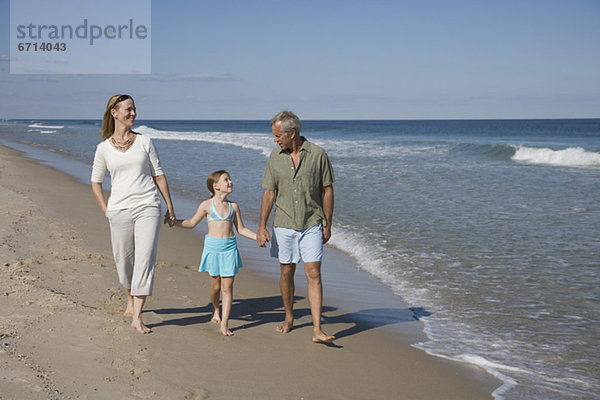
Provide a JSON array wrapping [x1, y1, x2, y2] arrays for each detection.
[[110, 357, 135, 371], [185, 388, 210, 400]]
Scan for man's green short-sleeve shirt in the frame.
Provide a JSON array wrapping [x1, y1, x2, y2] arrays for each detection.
[[261, 138, 334, 230]]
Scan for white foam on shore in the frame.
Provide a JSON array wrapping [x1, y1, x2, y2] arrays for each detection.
[[328, 224, 520, 399], [415, 351, 519, 400], [512, 146, 600, 168]]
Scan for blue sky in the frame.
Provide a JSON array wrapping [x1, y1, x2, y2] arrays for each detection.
[[1, 0, 599, 119]]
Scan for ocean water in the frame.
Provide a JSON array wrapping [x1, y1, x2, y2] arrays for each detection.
[[1, 118, 599, 400]]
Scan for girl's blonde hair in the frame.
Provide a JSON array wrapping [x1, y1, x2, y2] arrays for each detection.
[[206, 170, 229, 197], [99, 94, 132, 140]]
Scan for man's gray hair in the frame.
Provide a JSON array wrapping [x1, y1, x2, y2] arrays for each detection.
[[271, 110, 302, 134]]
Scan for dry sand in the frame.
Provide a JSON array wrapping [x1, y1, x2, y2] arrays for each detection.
[[0, 144, 500, 399]]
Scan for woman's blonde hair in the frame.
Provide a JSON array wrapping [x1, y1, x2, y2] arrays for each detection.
[[206, 170, 229, 197], [99, 94, 132, 140]]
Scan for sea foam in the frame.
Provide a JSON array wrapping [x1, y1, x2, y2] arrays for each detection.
[[135, 125, 273, 157], [28, 122, 64, 129], [512, 146, 600, 168]]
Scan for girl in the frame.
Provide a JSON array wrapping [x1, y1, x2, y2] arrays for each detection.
[[175, 170, 256, 336]]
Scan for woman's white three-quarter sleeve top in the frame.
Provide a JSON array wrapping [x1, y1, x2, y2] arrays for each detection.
[[91, 134, 164, 211]]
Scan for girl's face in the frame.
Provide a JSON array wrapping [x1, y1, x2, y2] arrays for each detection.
[[111, 98, 136, 128], [214, 173, 233, 194]]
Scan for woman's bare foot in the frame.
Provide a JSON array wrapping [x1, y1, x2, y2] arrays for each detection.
[[211, 311, 221, 323], [131, 319, 152, 334], [276, 321, 293, 333], [124, 300, 134, 317], [220, 324, 234, 337]]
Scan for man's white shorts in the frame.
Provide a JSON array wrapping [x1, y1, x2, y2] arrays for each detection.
[[271, 224, 323, 264]]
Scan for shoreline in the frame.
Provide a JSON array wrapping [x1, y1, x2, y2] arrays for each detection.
[[0, 143, 501, 399], [2, 137, 428, 344]]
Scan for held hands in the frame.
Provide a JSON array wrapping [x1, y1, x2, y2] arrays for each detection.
[[163, 210, 176, 227], [257, 227, 271, 247]]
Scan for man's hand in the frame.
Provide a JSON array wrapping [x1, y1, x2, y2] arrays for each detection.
[[323, 225, 331, 244], [257, 227, 271, 247]]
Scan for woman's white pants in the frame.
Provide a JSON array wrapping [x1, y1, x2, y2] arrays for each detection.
[[106, 205, 161, 296]]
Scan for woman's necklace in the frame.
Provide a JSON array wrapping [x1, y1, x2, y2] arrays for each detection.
[[110, 132, 134, 151]]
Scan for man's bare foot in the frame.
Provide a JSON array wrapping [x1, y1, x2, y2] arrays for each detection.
[[131, 320, 152, 334], [276, 321, 293, 333], [312, 330, 335, 343], [211, 311, 221, 323], [220, 325, 234, 337]]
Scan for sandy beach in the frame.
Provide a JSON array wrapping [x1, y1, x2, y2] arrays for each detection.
[[0, 144, 500, 399]]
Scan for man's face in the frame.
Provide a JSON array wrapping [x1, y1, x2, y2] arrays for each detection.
[[272, 121, 295, 151]]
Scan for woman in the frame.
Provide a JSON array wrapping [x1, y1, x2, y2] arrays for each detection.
[[91, 94, 176, 334]]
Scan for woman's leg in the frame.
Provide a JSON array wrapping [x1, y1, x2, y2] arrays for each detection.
[[107, 209, 135, 315], [130, 206, 161, 334], [131, 295, 150, 333], [209, 275, 222, 323], [220, 277, 234, 336], [124, 288, 134, 316]]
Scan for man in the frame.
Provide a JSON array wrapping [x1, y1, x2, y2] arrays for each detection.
[[257, 110, 335, 343]]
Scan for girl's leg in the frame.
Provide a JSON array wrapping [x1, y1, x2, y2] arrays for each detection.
[[209, 276, 222, 323], [220, 277, 234, 336]]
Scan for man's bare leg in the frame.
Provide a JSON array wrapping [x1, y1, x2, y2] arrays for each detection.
[[305, 261, 335, 343], [131, 295, 151, 334], [277, 263, 296, 333]]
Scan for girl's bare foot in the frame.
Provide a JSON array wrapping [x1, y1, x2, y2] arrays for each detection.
[[211, 311, 221, 323]]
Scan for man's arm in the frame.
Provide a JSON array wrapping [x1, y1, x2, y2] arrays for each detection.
[[257, 189, 275, 247], [322, 185, 334, 244]]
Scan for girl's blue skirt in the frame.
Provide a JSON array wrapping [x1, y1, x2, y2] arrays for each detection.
[[199, 235, 243, 277]]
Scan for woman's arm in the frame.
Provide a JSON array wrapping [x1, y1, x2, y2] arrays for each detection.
[[91, 182, 108, 214], [153, 174, 176, 224], [232, 203, 257, 241]]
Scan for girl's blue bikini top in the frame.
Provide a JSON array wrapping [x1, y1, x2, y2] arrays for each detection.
[[207, 198, 234, 222]]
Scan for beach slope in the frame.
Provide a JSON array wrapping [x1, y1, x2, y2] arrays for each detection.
[[0, 145, 499, 399]]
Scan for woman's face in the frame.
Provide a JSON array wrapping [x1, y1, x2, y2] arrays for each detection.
[[111, 98, 136, 128]]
